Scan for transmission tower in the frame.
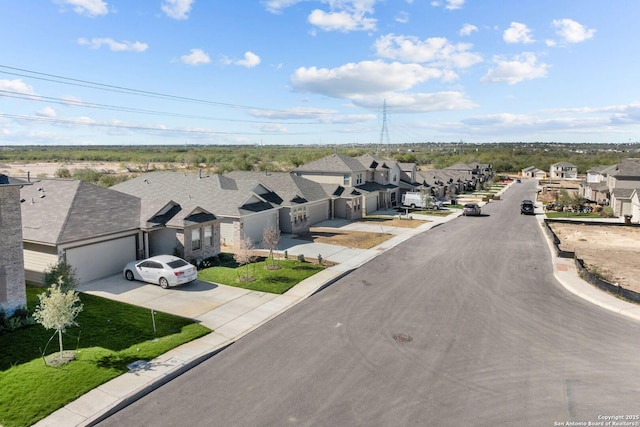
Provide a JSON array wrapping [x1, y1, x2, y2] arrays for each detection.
[[378, 99, 390, 153]]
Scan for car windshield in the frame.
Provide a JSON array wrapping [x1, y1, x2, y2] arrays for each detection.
[[167, 259, 189, 269], [464, 204, 475, 208]]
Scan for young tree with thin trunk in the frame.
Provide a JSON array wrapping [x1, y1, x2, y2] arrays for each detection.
[[262, 225, 281, 269], [234, 236, 256, 282], [33, 282, 83, 363]]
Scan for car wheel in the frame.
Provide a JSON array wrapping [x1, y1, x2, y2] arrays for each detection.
[[159, 277, 169, 289], [410, 203, 416, 209], [125, 270, 134, 281]]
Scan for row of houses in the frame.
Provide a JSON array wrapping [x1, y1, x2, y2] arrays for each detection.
[[522, 158, 640, 221], [580, 158, 640, 220], [0, 153, 492, 315]]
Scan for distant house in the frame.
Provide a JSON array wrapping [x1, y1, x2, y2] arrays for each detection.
[[21, 179, 142, 285], [0, 174, 29, 315], [606, 159, 640, 217], [550, 162, 578, 180], [521, 166, 547, 179], [630, 189, 640, 223]]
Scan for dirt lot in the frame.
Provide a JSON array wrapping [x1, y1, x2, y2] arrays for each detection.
[[296, 227, 395, 249], [547, 222, 640, 293]]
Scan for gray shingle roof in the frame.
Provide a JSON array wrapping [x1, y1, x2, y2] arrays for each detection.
[[613, 158, 640, 177], [295, 153, 366, 173], [112, 172, 277, 223], [21, 179, 140, 245], [224, 171, 329, 207]]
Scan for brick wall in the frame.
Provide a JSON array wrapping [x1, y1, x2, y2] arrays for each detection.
[[0, 186, 27, 315]]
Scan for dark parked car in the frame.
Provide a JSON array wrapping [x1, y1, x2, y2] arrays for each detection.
[[521, 200, 535, 215]]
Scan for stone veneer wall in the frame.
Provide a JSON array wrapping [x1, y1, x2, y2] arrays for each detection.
[[0, 185, 27, 315]]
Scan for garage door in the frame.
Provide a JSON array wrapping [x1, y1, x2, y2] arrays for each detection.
[[243, 211, 277, 244], [66, 236, 136, 284], [365, 193, 377, 215], [307, 201, 329, 226]]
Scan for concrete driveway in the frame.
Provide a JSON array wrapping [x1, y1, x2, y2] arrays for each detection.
[[77, 275, 272, 320]]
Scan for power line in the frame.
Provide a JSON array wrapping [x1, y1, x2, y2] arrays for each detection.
[[0, 113, 327, 136], [0, 89, 322, 125]]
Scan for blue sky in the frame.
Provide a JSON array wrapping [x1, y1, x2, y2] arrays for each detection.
[[0, 0, 638, 146]]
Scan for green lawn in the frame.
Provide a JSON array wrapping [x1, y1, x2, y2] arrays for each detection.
[[198, 254, 325, 294], [545, 211, 603, 219], [0, 286, 210, 427]]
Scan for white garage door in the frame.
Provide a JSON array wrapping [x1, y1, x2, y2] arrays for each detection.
[[243, 211, 277, 244], [365, 194, 377, 215], [66, 236, 136, 284], [307, 201, 329, 226]]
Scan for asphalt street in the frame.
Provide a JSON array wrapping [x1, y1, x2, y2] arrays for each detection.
[[99, 180, 640, 427]]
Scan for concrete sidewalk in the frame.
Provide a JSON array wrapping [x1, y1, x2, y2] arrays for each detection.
[[35, 211, 459, 427]]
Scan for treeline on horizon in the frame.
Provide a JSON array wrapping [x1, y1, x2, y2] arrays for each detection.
[[1, 142, 638, 176]]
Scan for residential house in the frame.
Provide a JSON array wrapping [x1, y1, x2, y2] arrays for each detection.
[[0, 174, 29, 315], [113, 171, 276, 252], [224, 171, 330, 235], [20, 179, 142, 285], [521, 166, 547, 179], [550, 162, 578, 180], [294, 153, 373, 216], [355, 154, 401, 209], [580, 164, 617, 203], [606, 158, 640, 217]]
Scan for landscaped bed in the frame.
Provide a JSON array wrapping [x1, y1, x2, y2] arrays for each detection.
[[0, 286, 210, 427], [358, 216, 429, 228]]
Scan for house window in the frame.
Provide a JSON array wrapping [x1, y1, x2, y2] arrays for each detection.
[[356, 173, 363, 185], [393, 174, 397, 183], [343, 174, 351, 186], [204, 225, 213, 246], [191, 228, 201, 251]]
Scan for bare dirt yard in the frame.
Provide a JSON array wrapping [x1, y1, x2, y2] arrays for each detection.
[[296, 227, 395, 249], [547, 222, 640, 293]]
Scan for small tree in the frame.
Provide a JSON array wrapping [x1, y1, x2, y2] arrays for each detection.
[[234, 237, 256, 282], [262, 225, 281, 269], [44, 261, 78, 292], [33, 282, 83, 364]]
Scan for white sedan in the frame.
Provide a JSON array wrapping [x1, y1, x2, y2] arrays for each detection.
[[123, 255, 197, 289]]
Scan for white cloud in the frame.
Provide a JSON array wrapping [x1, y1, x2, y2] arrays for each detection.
[[55, 0, 108, 17], [445, 0, 464, 10], [0, 79, 37, 96], [373, 34, 482, 69], [264, 0, 302, 14], [180, 48, 211, 65], [308, 9, 376, 32], [395, 11, 409, 24], [291, 60, 450, 98], [459, 23, 477, 36], [481, 52, 549, 85], [161, 0, 194, 20], [552, 18, 595, 44], [290, 60, 475, 112], [221, 52, 261, 68], [351, 91, 476, 112], [77, 37, 148, 52], [37, 107, 57, 118], [503, 22, 534, 44], [236, 52, 261, 68]]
